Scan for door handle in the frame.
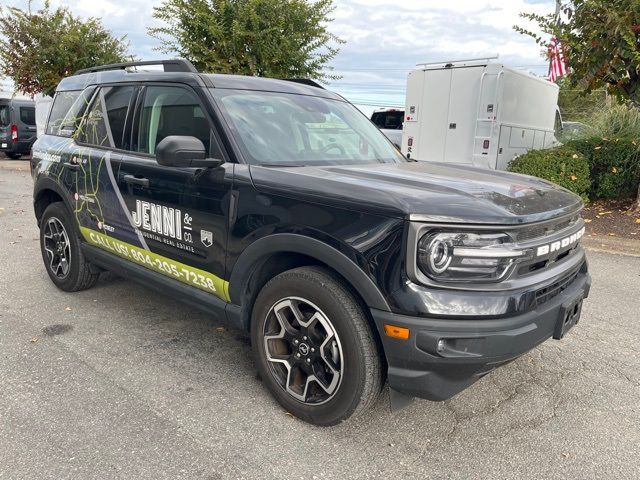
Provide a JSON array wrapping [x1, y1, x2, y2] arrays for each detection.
[[63, 162, 80, 171], [123, 174, 150, 188]]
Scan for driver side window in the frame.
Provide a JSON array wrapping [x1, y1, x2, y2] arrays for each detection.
[[133, 86, 221, 158]]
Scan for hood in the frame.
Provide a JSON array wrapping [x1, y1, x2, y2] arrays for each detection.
[[249, 161, 583, 225]]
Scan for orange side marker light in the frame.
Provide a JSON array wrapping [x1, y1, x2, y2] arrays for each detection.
[[384, 324, 410, 340]]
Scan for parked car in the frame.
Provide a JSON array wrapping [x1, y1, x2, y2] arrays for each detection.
[[31, 59, 591, 426], [560, 121, 589, 141], [0, 97, 37, 159], [371, 107, 404, 148]]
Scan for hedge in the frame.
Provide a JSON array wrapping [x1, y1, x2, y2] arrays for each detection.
[[507, 146, 591, 201], [565, 137, 640, 199]]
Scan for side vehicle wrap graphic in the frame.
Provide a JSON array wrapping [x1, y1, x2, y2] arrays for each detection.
[[80, 227, 230, 301], [34, 135, 231, 302]]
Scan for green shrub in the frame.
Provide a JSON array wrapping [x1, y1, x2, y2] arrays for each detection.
[[585, 104, 640, 139], [565, 137, 640, 199], [507, 146, 591, 201]]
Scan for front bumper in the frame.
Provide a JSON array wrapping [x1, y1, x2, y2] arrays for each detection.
[[371, 268, 591, 401]]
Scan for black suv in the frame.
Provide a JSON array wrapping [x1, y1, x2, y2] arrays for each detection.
[[31, 60, 591, 426]]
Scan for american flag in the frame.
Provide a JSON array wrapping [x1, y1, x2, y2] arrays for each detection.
[[548, 36, 568, 82]]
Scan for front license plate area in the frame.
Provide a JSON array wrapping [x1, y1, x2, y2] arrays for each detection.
[[553, 293, 584, 340]]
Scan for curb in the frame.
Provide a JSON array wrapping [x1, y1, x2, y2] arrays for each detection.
[[583, 236, 640, 258]]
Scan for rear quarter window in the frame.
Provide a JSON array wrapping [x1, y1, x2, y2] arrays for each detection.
[[20, 107, 36, 125], [46, 89, 94, 136]]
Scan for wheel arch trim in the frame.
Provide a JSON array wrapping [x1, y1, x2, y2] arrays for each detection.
[[33, 177, 73, 224], [228, 233, 391, 312]]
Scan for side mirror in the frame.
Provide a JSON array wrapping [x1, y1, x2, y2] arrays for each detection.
[[155, 136, 223, 168]]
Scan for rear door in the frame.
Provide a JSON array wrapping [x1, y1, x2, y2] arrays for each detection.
[[0, 101, 9, 149], [73, 85, 138, 246], [17, 104, 37, 152], [112, 84, 233, 301], [412, 68, 452, 161]]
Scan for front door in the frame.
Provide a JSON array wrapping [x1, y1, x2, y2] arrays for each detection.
[[113, 84, 233, 301]]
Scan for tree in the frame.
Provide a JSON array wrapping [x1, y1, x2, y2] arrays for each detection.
[[514, 0, 640, 107], [149, 0, 343, 82], [0, 2, 129, 97]]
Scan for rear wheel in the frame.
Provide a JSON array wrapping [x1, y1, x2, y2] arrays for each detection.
[[40, 202, 99, 292], [251, 266, 382, 426]]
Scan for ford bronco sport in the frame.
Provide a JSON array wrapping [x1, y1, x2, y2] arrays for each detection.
[[31, 60, 591, 426]]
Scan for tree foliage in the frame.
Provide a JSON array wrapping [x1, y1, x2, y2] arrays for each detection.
[[149, 0, 344, 82], [514, 0, 640, 106], [0, 2, 129, 96]]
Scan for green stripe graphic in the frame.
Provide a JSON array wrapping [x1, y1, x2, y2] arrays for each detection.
[[80, 227, 230, 302]]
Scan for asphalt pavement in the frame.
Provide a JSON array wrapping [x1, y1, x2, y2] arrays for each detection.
[[1, 166, 639, 479]]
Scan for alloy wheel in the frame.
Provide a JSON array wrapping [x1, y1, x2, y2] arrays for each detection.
[[43, 217, 71, 279], [263, 297, 344, 405]]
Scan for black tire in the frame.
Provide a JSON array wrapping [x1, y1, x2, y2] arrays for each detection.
[[39, 202, 99, 292], [251, 266, 382, 426], [6, 152, 21, 160]]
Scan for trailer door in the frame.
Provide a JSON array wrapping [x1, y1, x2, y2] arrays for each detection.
[[403, 68, 452, 161], [444, 67, 482, 164]]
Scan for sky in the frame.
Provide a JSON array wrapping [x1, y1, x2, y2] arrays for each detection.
[[1, 0, 557, 115]]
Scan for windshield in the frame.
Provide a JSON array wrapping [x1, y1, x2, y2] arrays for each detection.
[[211, 89, 406, 166]]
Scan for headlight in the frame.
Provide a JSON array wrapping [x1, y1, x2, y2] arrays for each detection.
[[417, 231, 527, 283]]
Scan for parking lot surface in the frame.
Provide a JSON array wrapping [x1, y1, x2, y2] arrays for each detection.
[[1, 167, 639, 479]]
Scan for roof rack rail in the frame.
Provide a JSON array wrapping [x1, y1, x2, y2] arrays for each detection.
[[74, 59, 198, 76], [280, 78, 325, 89], [416, 54, 499, 68]]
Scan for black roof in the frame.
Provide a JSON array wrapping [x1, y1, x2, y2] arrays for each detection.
[[57, 59, 343, 101]]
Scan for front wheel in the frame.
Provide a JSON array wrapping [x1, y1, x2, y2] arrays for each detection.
[[39, 202, 100, 292], [251, 266, 382, 426]]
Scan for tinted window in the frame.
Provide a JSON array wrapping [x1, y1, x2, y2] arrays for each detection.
[[371, 111, 404, 130], [134, 86, 211, 155], [0, 105, 8, 126], [20, 107, 36, 125], [104, 86, 134, 149], [213, 90, 404, 166], [47, 91, 81, 135], [76, 86, 134, 148]]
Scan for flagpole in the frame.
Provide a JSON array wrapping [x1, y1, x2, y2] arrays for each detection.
[[548, 0, 562, 78]]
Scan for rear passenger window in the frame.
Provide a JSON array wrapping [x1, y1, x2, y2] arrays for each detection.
[[134, 86, 213, 155], [20, 107, 36, 125], [76, 86, 134, 148]]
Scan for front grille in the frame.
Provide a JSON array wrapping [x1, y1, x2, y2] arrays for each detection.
[[535, 269, 580, 305], [514, 214, 579, 243]]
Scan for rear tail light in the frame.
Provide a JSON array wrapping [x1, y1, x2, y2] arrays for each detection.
[[11, 124, 17, 142]]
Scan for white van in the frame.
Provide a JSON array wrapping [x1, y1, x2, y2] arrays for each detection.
[[402, 59, 560, 170]]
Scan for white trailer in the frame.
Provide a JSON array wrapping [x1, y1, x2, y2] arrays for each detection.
[[401, 58, 560, 170]]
